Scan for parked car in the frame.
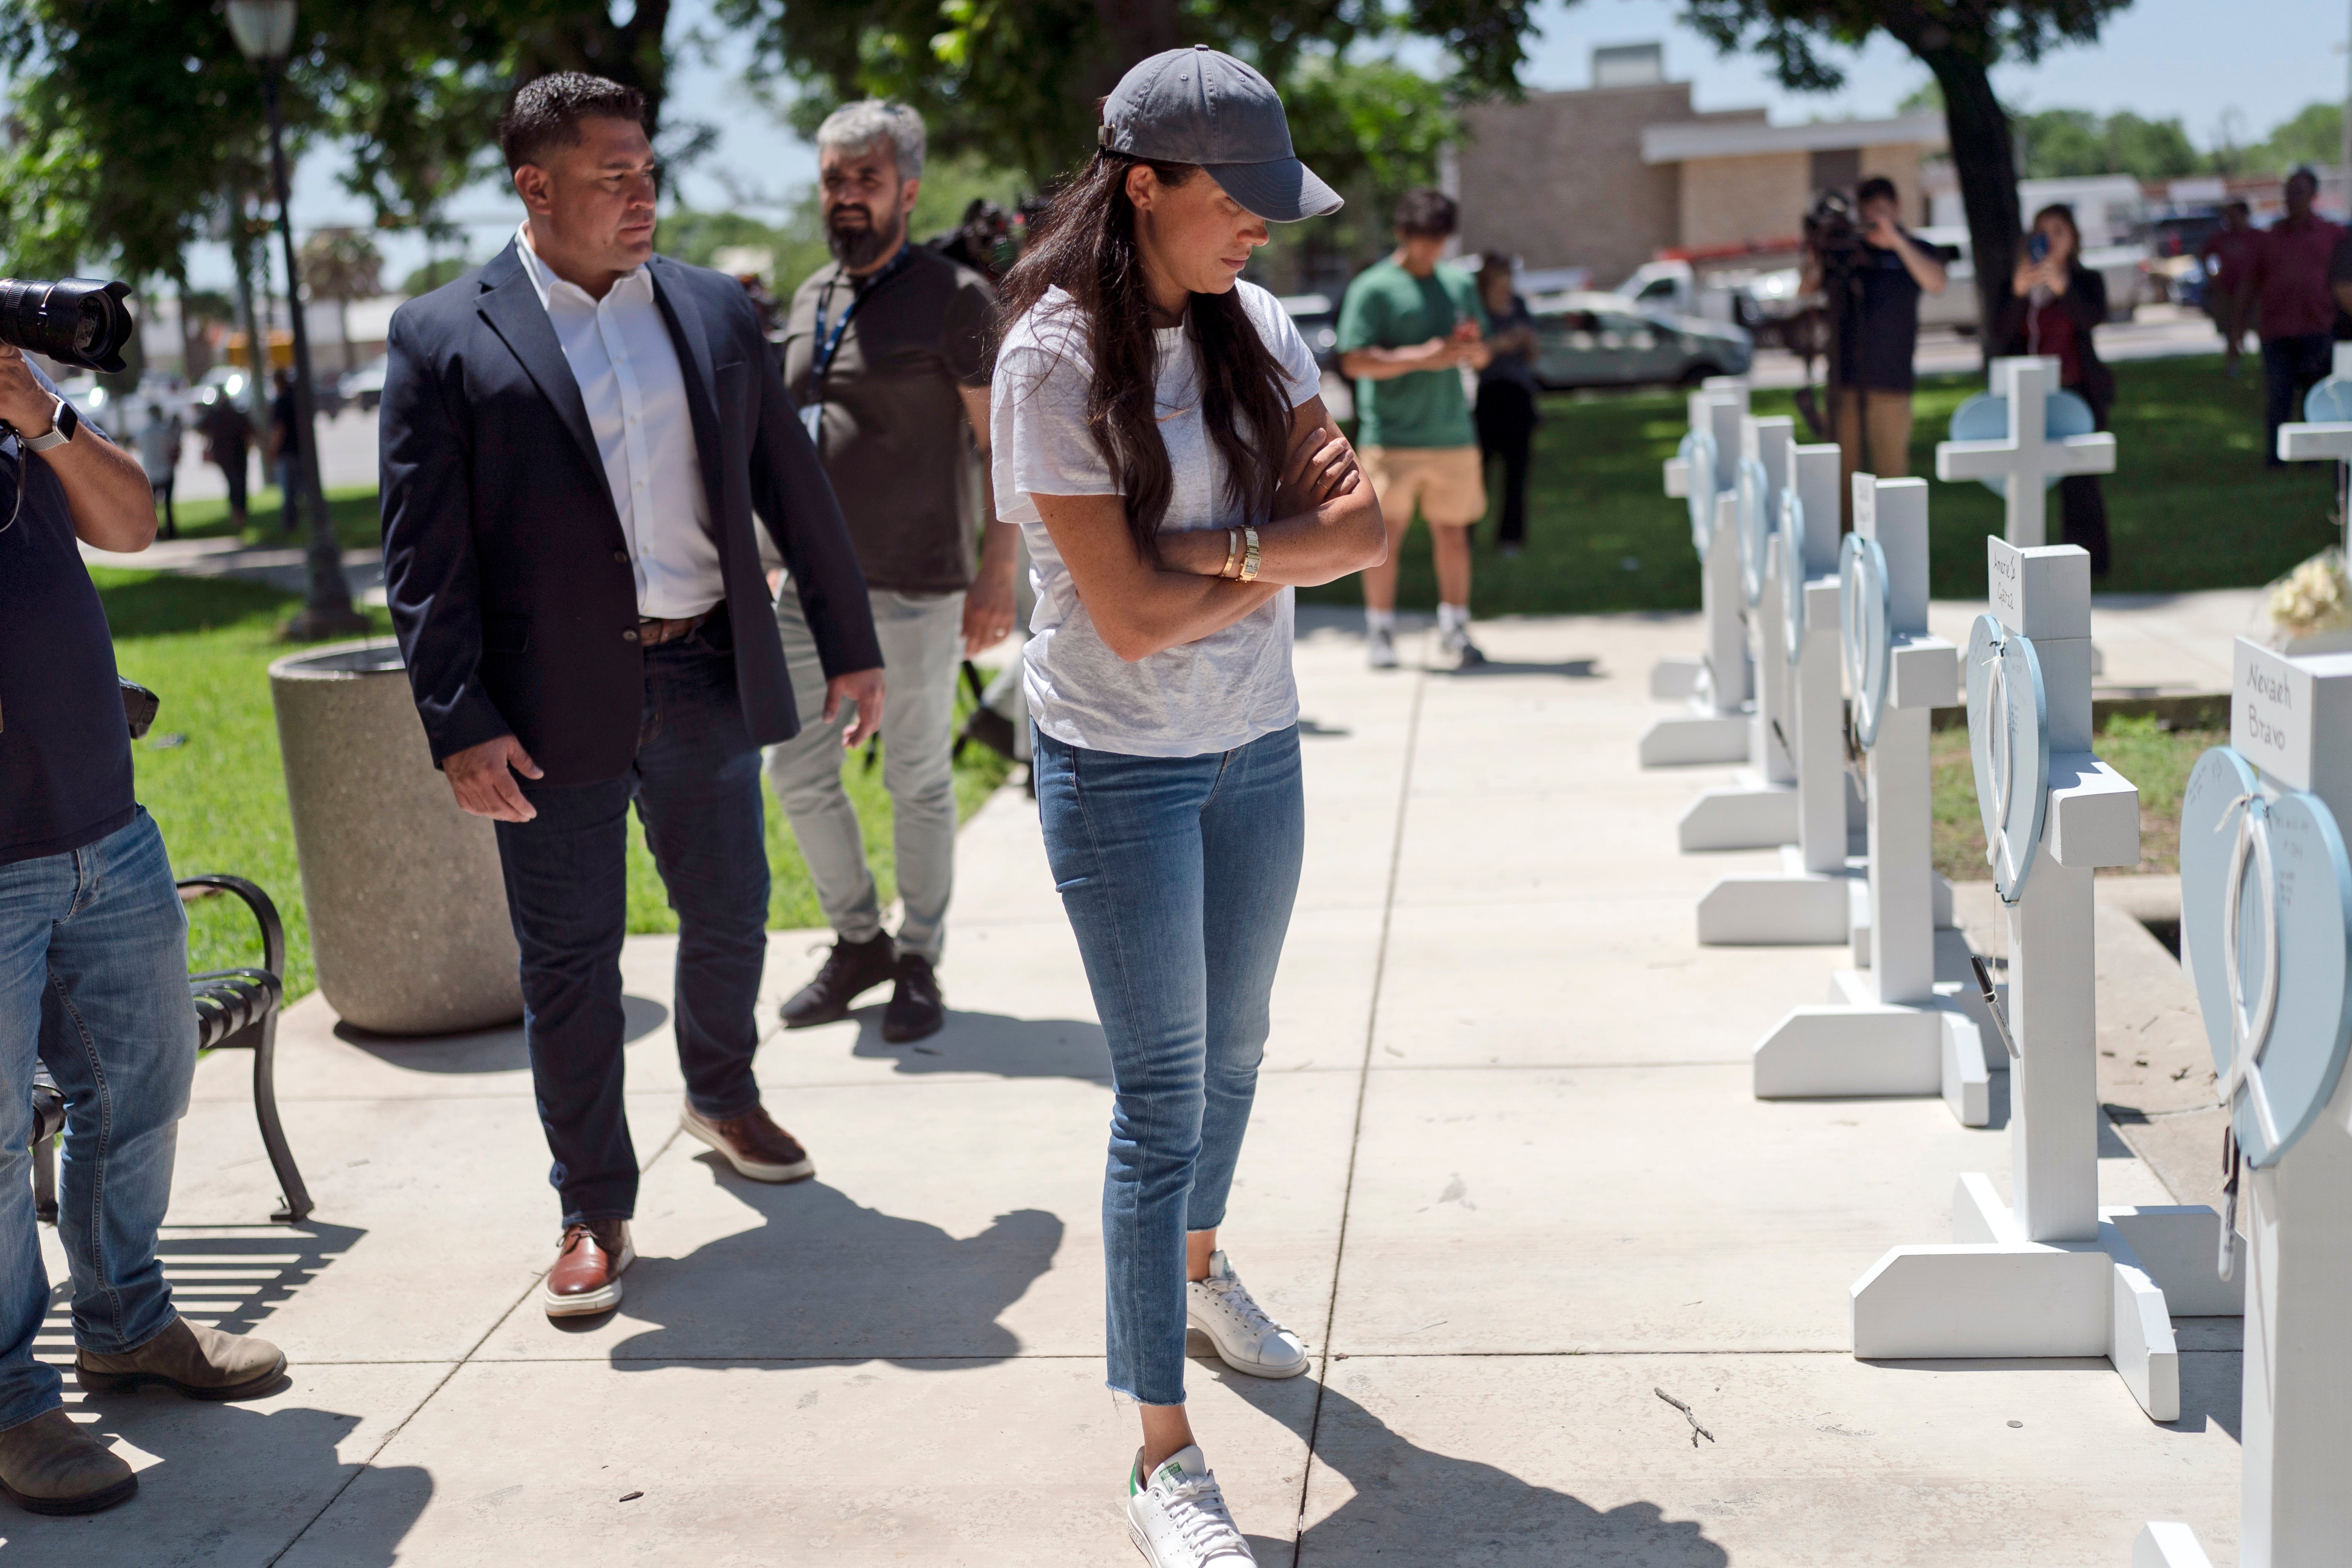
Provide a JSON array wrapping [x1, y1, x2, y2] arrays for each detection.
[[1276, 295, 1341, 373], [2143, 209, 2224, 308], [56, 370, 195, 438], [1911, 226, 2146, 333], [1527, 291, 1752, 389], [339, 353, 390, 413]]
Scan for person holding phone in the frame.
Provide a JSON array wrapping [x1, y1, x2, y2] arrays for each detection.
[[992, 46, 1383, 1565], [1995, 203, 2115, 575]]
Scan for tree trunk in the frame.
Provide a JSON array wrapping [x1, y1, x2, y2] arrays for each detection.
[[1083, 0, 1181, 105], [519, 0, 674, 137], [1921, 48, 2019, 372]]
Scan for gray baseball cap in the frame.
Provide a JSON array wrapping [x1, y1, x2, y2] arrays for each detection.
[[1099, 46, 1342, 224]]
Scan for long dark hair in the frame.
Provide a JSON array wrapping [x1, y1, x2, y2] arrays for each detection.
[[998, 150, 1292, 566]]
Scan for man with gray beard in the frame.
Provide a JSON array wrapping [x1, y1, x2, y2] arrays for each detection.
[[764, 100, 1017, 1044]]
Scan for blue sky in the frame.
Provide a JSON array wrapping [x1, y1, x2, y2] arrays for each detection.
[[234, 0, 2351, 292]]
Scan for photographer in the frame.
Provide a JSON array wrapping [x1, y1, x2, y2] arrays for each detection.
[[1802, 175, 1947, 525], [0, 341, 285, 1517]]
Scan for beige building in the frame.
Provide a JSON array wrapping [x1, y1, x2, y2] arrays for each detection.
[[1452, 48, 1946, 287]]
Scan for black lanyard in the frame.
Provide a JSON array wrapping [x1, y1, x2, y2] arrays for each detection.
[[809, 244, 914, 400]]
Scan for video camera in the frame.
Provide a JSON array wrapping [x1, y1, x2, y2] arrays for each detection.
[[1803, 190, 1867, 277], [0, 278, 136, 373]]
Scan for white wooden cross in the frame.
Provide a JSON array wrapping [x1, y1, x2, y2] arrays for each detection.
[[1850, 540, 2240, 1425], [2274, 341, 2352, 562], [2140, 643, 2352, 1568], [1934, 356, 2117, 548]]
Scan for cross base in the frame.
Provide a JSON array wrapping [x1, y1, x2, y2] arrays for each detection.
[[1677, 769, 1800, 851], [1752, 971, 1995, 1125], [1638, 697, 1750, 766], [1852, 1174, 2241, 1422], [1696, 844, 1854, 944], [1650, 654, 1705, 700]]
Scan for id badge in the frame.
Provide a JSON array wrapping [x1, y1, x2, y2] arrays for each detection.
[[799, 403, 823, 445]]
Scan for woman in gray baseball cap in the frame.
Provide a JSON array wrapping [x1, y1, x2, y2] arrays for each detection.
[[990, 44, 1381, 1568]]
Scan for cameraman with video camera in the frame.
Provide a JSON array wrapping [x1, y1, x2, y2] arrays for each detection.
[[0, 293, 286, 1517], [1801, 175, 1947, 526]]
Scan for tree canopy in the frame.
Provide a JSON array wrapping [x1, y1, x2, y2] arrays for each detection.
[[715, 0, 1514, 186], [0, 0, 683, 282], [1683, 0, 2135, 355]]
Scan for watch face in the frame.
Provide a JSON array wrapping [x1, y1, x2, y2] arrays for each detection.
[[55, 398, 77, 438]]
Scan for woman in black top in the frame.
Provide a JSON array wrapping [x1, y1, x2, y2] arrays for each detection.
[[1472, 253, 1541, 554], [1994, 203, 2115, 575]]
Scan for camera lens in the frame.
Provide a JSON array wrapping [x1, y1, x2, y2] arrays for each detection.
[[0, 278, 135, 373]]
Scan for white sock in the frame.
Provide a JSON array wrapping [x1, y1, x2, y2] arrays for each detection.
[[1365, 608, 1396, 635], [1437, 603, 1470, 635]]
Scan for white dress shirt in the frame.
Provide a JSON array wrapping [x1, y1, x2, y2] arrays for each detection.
[[515, 224, 722, 619]]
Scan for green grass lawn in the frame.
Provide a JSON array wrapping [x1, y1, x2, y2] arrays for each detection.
[[1932, 714, 2222, 883], [1301, 352, 2341, 616], [165, 482, 383, 551], [102, 570, 1011, 1001]]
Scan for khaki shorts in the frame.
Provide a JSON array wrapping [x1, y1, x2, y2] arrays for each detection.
[[1363, 444, 1487, 528]]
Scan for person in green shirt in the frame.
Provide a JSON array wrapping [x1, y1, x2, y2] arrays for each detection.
[[1337, 188, 1491, 669]]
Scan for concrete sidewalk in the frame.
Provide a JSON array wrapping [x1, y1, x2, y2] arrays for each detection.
[[22, 611, 2238, 1565]]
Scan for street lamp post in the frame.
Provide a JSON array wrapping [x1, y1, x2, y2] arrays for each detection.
[[228, 0, 366, 641]]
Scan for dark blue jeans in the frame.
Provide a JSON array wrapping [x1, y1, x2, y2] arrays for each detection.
[[2263, 333, 2334, 466], [494, 623, 770, 1226], [0, 811, 196, 1431], [1033, 725, 1305, 1406]]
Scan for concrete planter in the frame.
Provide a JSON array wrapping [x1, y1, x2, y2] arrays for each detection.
[[269, 639, 523, 1035]]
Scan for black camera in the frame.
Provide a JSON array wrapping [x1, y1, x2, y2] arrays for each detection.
[[0, 278, 136, 373], [1804, 191, 1866, 275]]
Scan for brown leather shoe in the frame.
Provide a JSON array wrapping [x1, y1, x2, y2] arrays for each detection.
[[0, 1409, 136, 1516], [76, 1317, 285, 1401], [543, 1219, 633, 1319], [680, 1102, 815, 1183]]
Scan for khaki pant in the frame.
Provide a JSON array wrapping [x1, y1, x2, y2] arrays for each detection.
[[1362, 444, 1487, 528], [1834, 388, 1913, 531]]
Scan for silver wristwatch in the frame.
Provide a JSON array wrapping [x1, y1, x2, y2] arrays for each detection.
[[22, 397, 75, 453]]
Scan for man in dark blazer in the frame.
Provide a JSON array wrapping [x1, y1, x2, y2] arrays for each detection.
[[381, 72, 885, 1321]]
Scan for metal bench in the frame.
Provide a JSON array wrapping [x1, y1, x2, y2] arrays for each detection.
[[30, 874, 311, 1227]]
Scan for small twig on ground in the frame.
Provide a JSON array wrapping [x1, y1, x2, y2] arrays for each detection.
[[1655, 1387, 1716, 1447]]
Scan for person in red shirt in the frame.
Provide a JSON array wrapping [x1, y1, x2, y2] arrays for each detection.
[[2250, 168, 2344, 467], [2198, 200, 2260, 377]]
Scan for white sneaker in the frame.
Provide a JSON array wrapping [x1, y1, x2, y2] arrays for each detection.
[[1186, 1252, 1308, 1379], [1128, 1446, 1255, 1566], [1365, 626, 1397, 669]]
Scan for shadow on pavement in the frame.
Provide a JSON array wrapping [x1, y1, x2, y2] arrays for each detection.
[[598, 1176, 1063, 1367], [1225, 1372, 1732, 1566], [2, 1402, 433, 1567], [333, 995, 669, 1074], [846, 1008, 1110, 1082], [19, 1224, 421, 1564]]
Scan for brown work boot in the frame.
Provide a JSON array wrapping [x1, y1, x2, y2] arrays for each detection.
[[0, 1409, 136, 1516], [76, 1318, 285, 1401], [543, 1219, 633, 1320], [680, 1101, 815, 1183]]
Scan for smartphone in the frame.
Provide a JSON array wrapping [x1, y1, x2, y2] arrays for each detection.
[[2028, 232, 2049, 263]]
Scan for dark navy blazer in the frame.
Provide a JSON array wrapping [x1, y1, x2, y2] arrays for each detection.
[[379, 241, 882, 786]]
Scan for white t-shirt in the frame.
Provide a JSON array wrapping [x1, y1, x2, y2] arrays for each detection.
[[991, 281, 1321, 758]]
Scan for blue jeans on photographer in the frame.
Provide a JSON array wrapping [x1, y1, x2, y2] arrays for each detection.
[[0, 810, 196, 1432], [1033, 725, 1304, 1407]]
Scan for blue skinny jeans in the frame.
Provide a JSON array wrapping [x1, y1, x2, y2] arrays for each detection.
[[1033, 725, 1304, 1407], [0, 810, 196, 1433]]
